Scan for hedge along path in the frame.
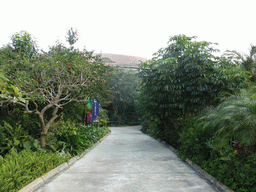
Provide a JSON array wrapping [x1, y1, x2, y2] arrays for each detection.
[[34, 126, 223, 192], [19, 131, 111, 192]]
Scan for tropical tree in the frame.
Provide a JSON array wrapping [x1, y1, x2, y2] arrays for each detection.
[[138, 34, 249, 143], [0, 30, 113, 148]]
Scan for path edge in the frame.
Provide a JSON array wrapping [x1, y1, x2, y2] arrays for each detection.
[[157, 139, 234, 192], [19, 131, 111, 192]]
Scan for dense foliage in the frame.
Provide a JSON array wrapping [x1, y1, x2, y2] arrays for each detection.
[[0, 149, 71, 192], [46, 121, 110, 156], [138, 35, 249, 143], [10, 30, 38, 59], [0, 29, 114, 147], [139, 35, 248, 119], [177, 116, 256, 192], [2, 28, 256, 191], [106, 68, 141, 125], [138, 34, 255, 191], [0, 123, 110, 192], [197, 87, 256, 157], [0, 29, 112, 191]]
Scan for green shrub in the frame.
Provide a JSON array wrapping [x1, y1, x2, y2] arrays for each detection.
[[99, 108, 109, 127], [0, 108, 40, 138], [177, 117, 216, 164], [46, 120, 81, 155], [0, 121, 35, 157], [76, 124, 111, 146], [47, 120, 111, 156], [201, 153, 256, 192], [0, 121, 110, 192], [61, 102, 88, 124], [0, 149, 70, 192]]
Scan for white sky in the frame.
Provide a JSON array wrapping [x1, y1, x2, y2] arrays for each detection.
[[1, 0, 255, 59]]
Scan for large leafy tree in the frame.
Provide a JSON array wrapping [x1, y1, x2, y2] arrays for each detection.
[[138, 34, 249, 132], [0, 30, 113, 148]]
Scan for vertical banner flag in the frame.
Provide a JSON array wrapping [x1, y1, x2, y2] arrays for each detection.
[[87, 98, 100, 123], [92, 98, 100, 122]]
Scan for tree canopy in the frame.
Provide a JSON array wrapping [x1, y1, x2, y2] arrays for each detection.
[[0, 29, 114, 147], [138, 34, 249, 131]]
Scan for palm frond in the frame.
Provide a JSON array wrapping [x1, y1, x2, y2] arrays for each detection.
[[224, 50, 245, 61], [196, 87, 256, 156]]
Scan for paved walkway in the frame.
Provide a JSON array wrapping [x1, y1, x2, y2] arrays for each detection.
[[36, 126, 217, 192]]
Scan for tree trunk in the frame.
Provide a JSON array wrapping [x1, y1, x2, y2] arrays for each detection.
[[40, 134, 47, 148], [37, 106, 59, 148], [37, 113, 47, 148]]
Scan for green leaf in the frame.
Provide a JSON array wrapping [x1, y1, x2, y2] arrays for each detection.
[[13, 138, 20, 146], [18, 97, 27, 103]]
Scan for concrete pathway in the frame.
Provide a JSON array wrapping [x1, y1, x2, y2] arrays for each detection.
[[35, 126, 217, 192]]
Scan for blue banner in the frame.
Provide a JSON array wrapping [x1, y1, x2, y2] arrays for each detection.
[[91, 98, 100, 122]]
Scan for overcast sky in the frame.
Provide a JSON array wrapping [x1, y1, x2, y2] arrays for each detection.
[[1, 0, 255, 59]]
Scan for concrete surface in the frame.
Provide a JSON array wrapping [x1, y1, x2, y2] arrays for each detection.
[[35, 126, 218, 192]]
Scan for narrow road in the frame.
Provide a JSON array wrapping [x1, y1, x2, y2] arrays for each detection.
[[36, 126, 217, 192]]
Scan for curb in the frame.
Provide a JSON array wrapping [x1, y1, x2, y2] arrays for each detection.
[[19, 131, 111, 192], [157, 139, 234, 192]]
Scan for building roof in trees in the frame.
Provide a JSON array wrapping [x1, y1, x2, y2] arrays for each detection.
[[94, 53, 149, 68]]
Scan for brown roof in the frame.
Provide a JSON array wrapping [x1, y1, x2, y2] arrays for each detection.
[[93, 53, 149, 68]]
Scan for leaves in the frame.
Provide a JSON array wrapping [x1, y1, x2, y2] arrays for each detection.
[[0, 122, 34, 156], [0, 149, 70, 191], [139, 35, 250, 126], [197, 87, 256, 156], [10, 30, 38, 59]]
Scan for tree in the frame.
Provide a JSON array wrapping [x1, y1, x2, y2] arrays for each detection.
[[10, 30, 38, 58], [138, 34, 249, 135], [0, 31, 113, 148], [66, 27, 79, 46]]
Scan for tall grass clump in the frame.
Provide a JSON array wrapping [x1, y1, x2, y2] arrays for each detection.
[[0, 149, 71, 192]]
